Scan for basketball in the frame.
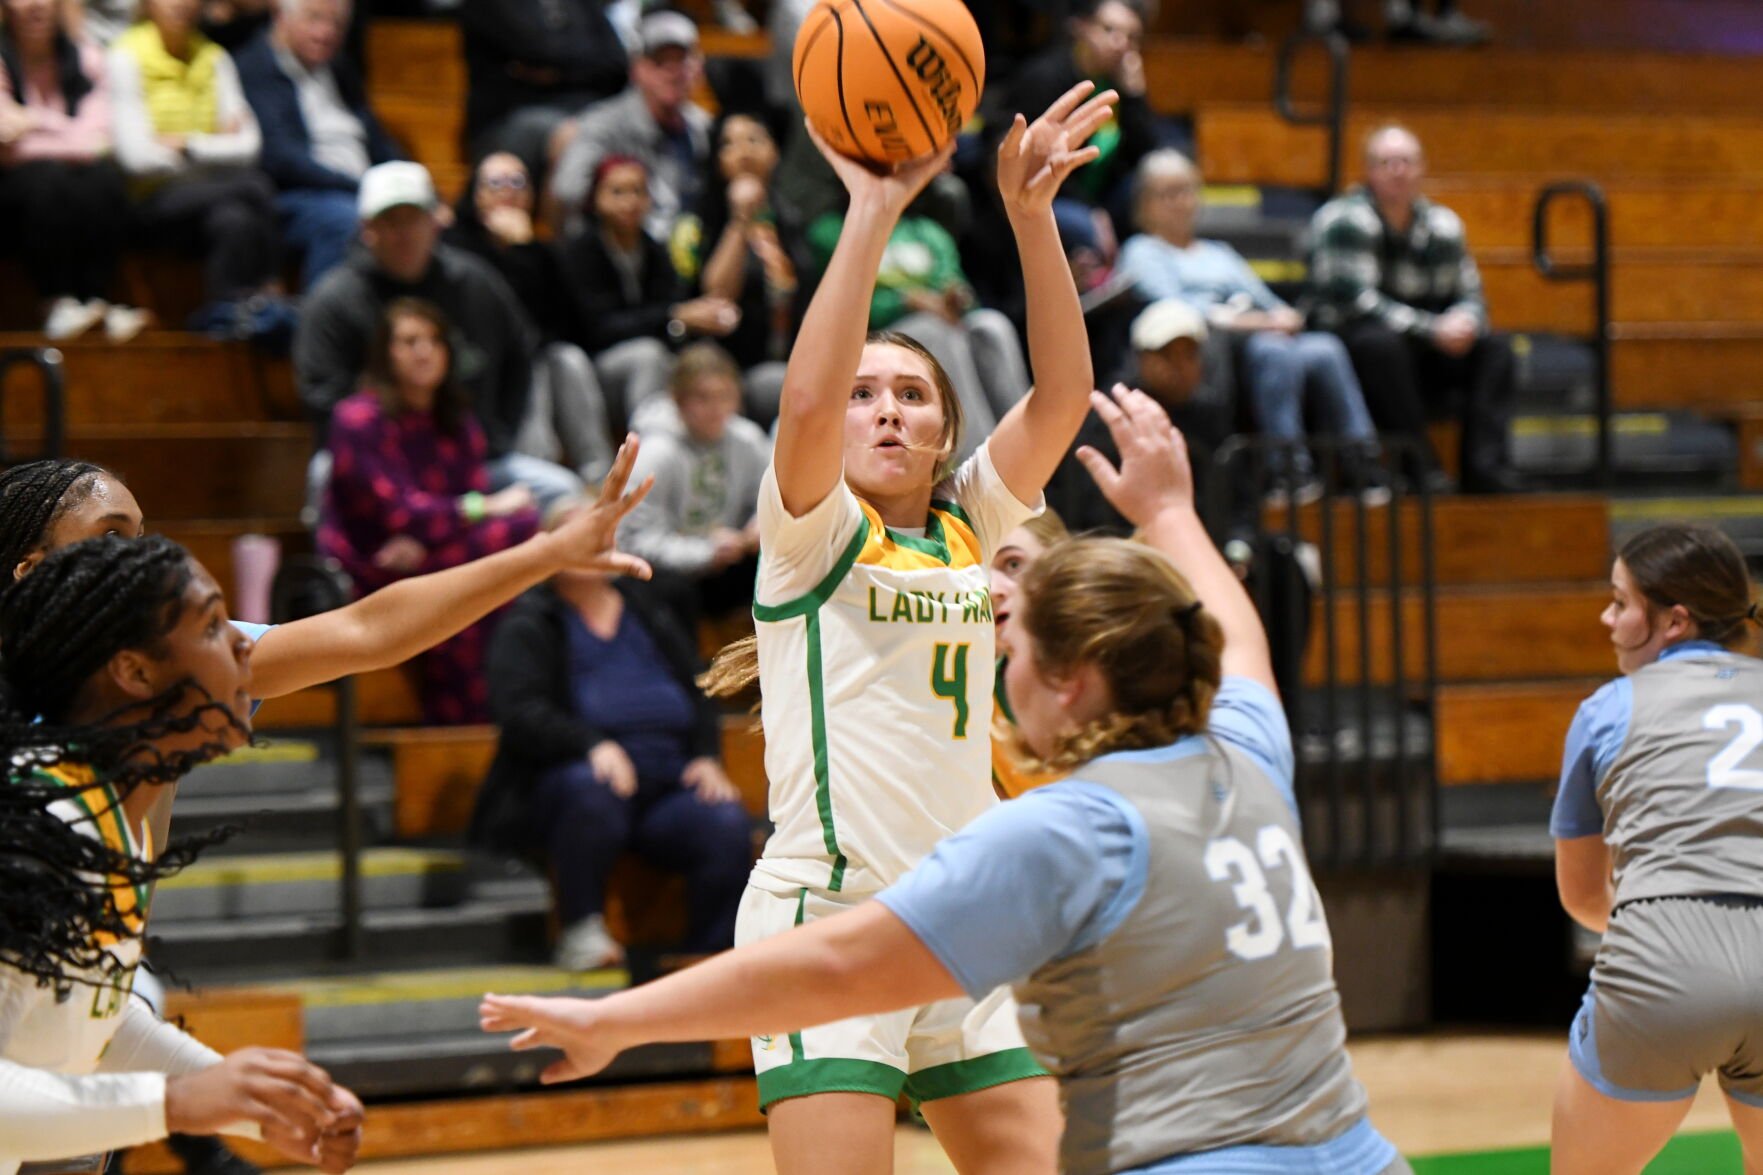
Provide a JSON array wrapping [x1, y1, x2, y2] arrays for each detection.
[[791, 0, 986, 166]]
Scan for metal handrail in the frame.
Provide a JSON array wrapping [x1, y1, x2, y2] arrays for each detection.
[[0, 348, 66, 463], [1207, 435, 1437, 872], [270, 556, 365, 961], [1274, 30, 1351, 196], [1532, 181, 1612, 488]]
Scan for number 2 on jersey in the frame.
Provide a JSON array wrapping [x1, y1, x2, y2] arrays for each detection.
[[1704, 703, 1763, 790], [932, 642, 971, 738], [1204, 826, 1330, 961]]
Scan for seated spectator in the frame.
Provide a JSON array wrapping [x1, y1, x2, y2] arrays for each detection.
[[557, 154, 738, 433], [1046, 299, 1236, 535], [807, 197, 1029, 454], [1121, 150, 1385, 501], [460, 0, 628, 182], [1309, 124, 1519, 493], [620, 342, 767, 628], [1002, 0, 1156, 228], [0, 0, 147, 340], [297, 161, 588, 512], [234, 0, 402, 289], [317, 298, 541, 724], [197, 0, 274, 50], [108, 0, 286, 329], [448, 151, 615, 484], [546, 8, 710, 241], [669, 112, 795, 424], [469, 562, 751, 971], [1305, 0, 1489, 45]]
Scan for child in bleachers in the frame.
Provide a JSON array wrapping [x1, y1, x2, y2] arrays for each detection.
[[619, 341, 768, 630]]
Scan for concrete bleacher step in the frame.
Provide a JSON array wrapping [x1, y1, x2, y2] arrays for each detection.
[[152, 847, 472, 922], [1610, 493, 1763, 557], [1511, 411, 1738, 484], [1195, 105, 1763, 188], [151, 879, 551, 980], [172, 740, 396, 853], [1435, 781, 1558, 870]]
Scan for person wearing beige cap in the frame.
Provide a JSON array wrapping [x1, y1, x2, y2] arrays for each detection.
[[545, 8, 711, 239]]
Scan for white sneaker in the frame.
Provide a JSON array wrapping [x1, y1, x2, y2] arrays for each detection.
[[103, 304, 152, 343], [554, 914, 625, 972], [43, 296, 103, 341]]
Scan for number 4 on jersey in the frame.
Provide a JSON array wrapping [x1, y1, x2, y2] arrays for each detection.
[[932, 642, 971, 738]]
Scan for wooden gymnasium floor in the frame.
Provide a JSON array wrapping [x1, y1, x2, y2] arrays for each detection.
[[352, 1032, 1747, 1173]]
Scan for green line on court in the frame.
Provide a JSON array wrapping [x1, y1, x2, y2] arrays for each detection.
[[1410, 1129, 1740, 1174]]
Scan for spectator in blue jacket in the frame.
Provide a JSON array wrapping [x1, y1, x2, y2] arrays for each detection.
[[234, 0, 401, 288]]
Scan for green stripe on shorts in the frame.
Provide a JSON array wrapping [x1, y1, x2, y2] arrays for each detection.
[[758, 1056, 909, 1108], [903, 1046, 1048, 1107]]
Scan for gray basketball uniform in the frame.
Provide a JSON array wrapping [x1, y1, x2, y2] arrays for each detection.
[[1576, 651, 1763, 1101], [1015, 745, 1401, 1175]]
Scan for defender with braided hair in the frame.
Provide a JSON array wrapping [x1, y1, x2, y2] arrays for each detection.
[[1549, 525, 1763, 1174], [481, 387, 1409, 1175], [0, 535, 363, 1174]]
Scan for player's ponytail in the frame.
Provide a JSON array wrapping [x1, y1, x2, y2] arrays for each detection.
[[1014, 538, 1223, 772], [701, 634, 761, 702], [1619, 524, 1759, 652]]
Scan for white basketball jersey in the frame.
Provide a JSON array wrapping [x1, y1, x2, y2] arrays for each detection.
[[1, 766, 148, 1081], [750, 445, 1038, 895]]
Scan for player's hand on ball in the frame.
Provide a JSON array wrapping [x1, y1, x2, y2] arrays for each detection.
[[1076, 384, 1196, 526], [996, 80, 1118, 216], [480, 994, 620, 1084], [165, 1048, 343, 1161], [806, 120, 956, 218], [543, 433, 654, 580]]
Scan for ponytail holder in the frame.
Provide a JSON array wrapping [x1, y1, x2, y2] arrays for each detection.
[[1750, 601, 1761, 623], [1173, 600, 1203, 628]]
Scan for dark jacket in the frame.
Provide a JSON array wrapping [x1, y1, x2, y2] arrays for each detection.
[[294, 243, 537, 455], [460, 0, 628, 142], [1003, 45, 1157, 206], [468, 580, 722, 855], [556, 226, 686, 354], [233, 32, 401, 194]]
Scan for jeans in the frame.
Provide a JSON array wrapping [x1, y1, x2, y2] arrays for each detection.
[[1241, 330, 1379, 477], [519, 341, 616, 483], [276, 187, 360, 290], [487, 451, 585, 515]]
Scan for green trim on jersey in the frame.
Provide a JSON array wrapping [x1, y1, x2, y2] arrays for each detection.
[[786, 888, 811, 1064], [902, 1047, 1049, 1107], [804, 613, 849, 890], [758, 1056, 908, 1108], [46, 769, 150, 915], [993, 656, 1016, 725], [752, 515, 873, 623], [934, 498, 972, 529]]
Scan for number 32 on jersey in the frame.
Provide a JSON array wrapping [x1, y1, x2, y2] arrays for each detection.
[[1205, 826, 1332, 962]]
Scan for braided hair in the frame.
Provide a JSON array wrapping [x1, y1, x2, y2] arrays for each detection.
[[0, 535, 241, 995], [0, 458, 112, 581]]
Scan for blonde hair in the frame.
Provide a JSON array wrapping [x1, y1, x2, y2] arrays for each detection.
[[701, 330, 970, 700], [1013, 538, 1224, 772], [670, 340, 742, 402]]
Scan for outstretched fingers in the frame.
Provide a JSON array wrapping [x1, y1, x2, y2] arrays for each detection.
[[1039, 78, 1098, 126]]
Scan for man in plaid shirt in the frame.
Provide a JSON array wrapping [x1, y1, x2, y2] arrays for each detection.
[[1308, 125, 1519, 493]]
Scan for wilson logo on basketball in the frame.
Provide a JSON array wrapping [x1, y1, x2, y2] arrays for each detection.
[[905, 37, 963, 135], [864, 100, 913, 160]]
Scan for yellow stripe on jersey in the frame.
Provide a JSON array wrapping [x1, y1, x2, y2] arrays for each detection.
[[39, 763, 152, 944], [853, 498, 984, 572]]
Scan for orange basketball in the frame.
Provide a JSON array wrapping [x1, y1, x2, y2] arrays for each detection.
[[792, 0, 985, 166]]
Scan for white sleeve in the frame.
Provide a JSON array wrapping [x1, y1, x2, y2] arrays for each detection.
[[106, 48, 181, 175], [94, 999, 263, 1142], [938, 441, 1042, 559], [753, 465, 865, 606], [0, 1061, 169, 1159], [186, 52, 261, 166]]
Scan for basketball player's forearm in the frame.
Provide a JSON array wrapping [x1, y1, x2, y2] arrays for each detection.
[[1142, 504, 1274, 687], [1012, 209, 1092, 417], [250, 536, 560, 698], [597, 906, 960, 1047], [0, 1061, 170, 1160]]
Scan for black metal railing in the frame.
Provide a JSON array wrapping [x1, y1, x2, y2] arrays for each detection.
[[1207, 436, 1438, 872], [269, 556, 366, 960], [1274, 30, 1351, 197], [0, 347, 66, 463], [1532, 181, 1612, 488]]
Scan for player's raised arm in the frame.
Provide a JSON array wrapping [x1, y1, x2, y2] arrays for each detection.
[[988, 82, 1118, 502], [1077, 385, 1278, 695], [771, 131, 954, 518]]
